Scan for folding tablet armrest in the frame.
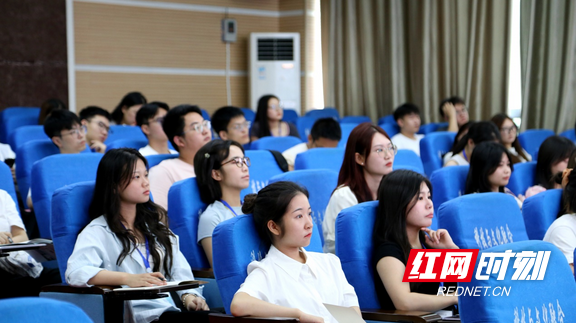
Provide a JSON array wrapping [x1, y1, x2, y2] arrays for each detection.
[[193, 267, 215, 279], [361, 309, 443, 322], [209, 313, 298, 322]]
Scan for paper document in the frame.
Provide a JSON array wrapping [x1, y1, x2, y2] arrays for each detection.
[[113, 280, 203, 292], [323, 304, 365, 323]]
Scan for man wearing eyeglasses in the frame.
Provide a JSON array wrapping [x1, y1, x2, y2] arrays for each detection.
[[79, 106, 111, 153], [136, 102, 178, 156], [149, 104, 212, 210], [438, 96, 469, 133], [211, 106, 251, 145]]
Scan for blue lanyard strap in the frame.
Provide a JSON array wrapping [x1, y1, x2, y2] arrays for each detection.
[[121, 223, 152, 273], [220, 199, 240, 217]]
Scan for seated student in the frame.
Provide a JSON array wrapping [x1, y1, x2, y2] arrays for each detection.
[[490, 113, 531, 163], [525, 136, 576, 198], [250, 95, 300, 141], [195, 139, 250, 268], [79, 106, 112, 153], [66, 148, 209, 323], [544, 167, 576, 273], [211, 106, 251, 146], [230, 181, 361, 322], [373, 170, 459, 311], [390, 103, 425, 156], [136, 103, 178, 156], [323, 123, 395, 253], [0, 189, 60, 299], [110, 91, 147, 126], [464, 142, 523, 207], [438, 96, 469, 132], [442, 121, 472, 165], [443, 121, 501, 167], [282, 117, 341, 171], [38, 98, 67, 125], [149, 104, 211, 210]]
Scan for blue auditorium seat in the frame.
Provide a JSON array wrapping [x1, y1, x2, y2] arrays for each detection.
[[8, 125, 47, 152], [0, 297, 93, 323], [105, 125, 146, 144], [338, 123, 357, 148], [522, 189, 562, 240], [393, 149, 425, 175], [282, 109, 299, 125], [249, 136, 303, 152], [201, 109, 211, 121], [418, 122, 449, 135], [2, 115, 40, 148], [518, 129, 555, 158], [0, 107, 40, 144], [429, 165, 469, 218], [16, 139, 60, 197], [145, 153, 178, 168], [296, 116, 319, 142], [305, 108, 339, 120], [378, 115, 395, 125], [339, 116, 371, 125], [559, 129, 576, 142], [242, 150, 284, 199], [240, 108, 255, 122], [105, 138, 148, 152], [0, 161, 20, 216], [380, 123, 400, 137], [269, 169, 339, 245], [212, 214, 323, 314], [31, 153, 103, 238], [438, 193, 528, 250], [294, 148, 345, 174], [459, 241, 576, 322], [419, 131, 456, 177], [507, 161, 537, 196]]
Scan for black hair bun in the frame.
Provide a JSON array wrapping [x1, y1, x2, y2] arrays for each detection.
[[242, 194, 258, 214]]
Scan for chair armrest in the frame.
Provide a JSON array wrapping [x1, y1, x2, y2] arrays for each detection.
[[209, 313, 298, 322], [42, 283, 115, 295], [193, 268, 215, 279], [361, 309, 442, 322]]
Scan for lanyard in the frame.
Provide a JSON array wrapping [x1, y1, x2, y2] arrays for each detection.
[[220, 199, 240, 217], [462, 149, 468, 162], [121, 223, 152, 273]]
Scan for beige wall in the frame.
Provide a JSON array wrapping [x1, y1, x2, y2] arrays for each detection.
[[73, 0, 312, 114]]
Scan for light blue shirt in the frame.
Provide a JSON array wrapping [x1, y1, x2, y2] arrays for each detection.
[[66, 216, 203, 323]]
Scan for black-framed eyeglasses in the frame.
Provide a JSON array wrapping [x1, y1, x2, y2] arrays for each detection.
[[501, 125, 517, 134], [221, 156, 251, 168]]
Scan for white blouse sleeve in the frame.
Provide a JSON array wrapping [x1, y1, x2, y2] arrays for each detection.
[[327, 253, 359, 308], [169, 233, 204, 299], [545, 225, 576, 264], [322, 186, 358, 253], [65, 226, 109, 287], [235, 262, 273, 302]]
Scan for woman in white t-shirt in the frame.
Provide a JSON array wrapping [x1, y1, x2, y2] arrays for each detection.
[[194, 139, 250, 268], [444, 121, 501, 167], [230, 181, 361, 323], [323, 123, 396, 253]]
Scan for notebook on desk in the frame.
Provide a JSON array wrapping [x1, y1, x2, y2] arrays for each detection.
[[113, 280, 206, 292], [0, 238, 55, 262], [323, 304, 366, 323]]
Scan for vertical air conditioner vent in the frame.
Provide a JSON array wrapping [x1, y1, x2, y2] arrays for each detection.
[[257, 38, 294, 61]]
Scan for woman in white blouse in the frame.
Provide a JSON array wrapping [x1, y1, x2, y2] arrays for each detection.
[[230, 181, 361, 323], [323, 123, 396, 253], [66, 148, 209, 323]]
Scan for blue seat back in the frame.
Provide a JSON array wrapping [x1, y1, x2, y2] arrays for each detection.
[[282, 109, 299, 125], [51, 181, 95, 282], [2, 115, 40, 148], [522, 189, 562, 240], [419, 132, 456, 177], [8, 125, 47, 152], [418, 122, 449, 135], [201, 109, 210, 121], [0, 297, 93, 323], [559, 129, 576, 142], [393, 149, 425, 175], [460, 241, 576, 323], [305, 108, 339, 120], [380, 123, 399, 137], [105, 138, 148, 152], [378, 115, 395, 125], [0, 162, 20, 216], [0, 107, 40, 144], [339, 116, 371, 125], [249, 136, 302, 152], [213, 213, 323, 314], [32, 154, 102, 239], [145, 153, 178, 168], [335, 201, 379, 309], [105, 125, 146, 144], [438, 193, 528, 249], [241, 150, 284, 199], [16, 139, 60, 197], [338, 123, 357, 148], [167, 177, 209, 268], [507, 161, 537, 196], [240, 108, 255, 122], [269, 169, 338, 245], [294, 148, 345, 173], [518, 129, 555, 158], [296, 116, 319, 142], [430, 165, 469, 217]]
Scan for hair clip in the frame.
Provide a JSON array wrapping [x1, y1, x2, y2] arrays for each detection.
[[204, 153, 210, 159]]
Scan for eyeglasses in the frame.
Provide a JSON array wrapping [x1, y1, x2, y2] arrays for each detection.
[[91, 120, 111, 133], [150, 117, 164, 124], [375, 144, 397, 158], [222, 156, 251, 168], [268, 104, 283, 111], [230, 121, 251, 131], [455, 108, 468, 116], [61, 125, 87, 137], [182, 120, 211, 135], [501, 125, 517, 134]]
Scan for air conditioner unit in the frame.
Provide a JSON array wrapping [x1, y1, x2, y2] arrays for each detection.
[[249, 32, 301, 115]]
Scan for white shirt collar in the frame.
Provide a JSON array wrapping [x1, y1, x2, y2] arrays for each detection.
[[267, 245, 318, 281]]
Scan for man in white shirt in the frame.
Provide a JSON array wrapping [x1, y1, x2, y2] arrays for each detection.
[[79, 106, 111, 153], [282, 118, 341, 170], [390, 103, 425, 156], [211, 106, 251, 146], [136, 102, 178, 156], [149, 104, 211, 210]]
